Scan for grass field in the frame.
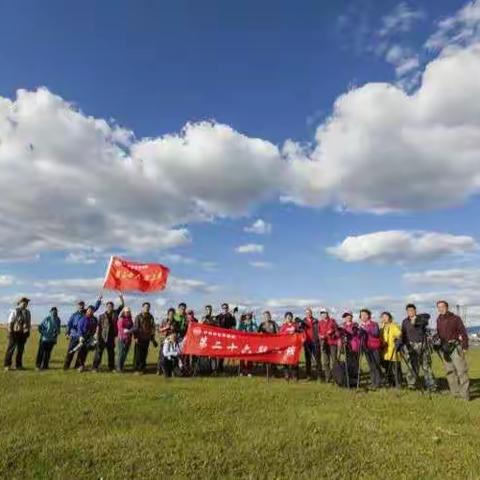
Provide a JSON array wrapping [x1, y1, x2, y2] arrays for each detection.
[[1, 332, 480, 479]]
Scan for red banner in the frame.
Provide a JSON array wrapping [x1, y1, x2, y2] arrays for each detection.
[[182, 323, 305, 365], [103, 256, 170, 293]]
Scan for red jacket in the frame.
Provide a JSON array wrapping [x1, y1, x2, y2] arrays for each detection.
[[318, 317, 338, 346], [303, 316, 318, 343], [280, 322, 297, 335]]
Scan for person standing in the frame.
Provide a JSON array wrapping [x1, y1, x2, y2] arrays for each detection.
[[35, 307, 61, 370], [201, 305, 217, 325], [318, 308, 339, 382], [379, 311, 402, 387], [76, 305, 99, 372], [92, 294, 124, 372], [258, 311, 279, 377], [279, 312, 300, 381], [4, 297, 31, 371], [64, 296, 102, 370], [238, 312, 258, 376], [174, 303, 188, 338], [303, 308, 320, 381], [359, 309, 382, 389], [436, 300, 470, 400], [340, 311, 360, 380], [400, 304, 435, 391], [133, 302, 157, 374], [116, 307, 134, 372], [214, 303, 237, 374]]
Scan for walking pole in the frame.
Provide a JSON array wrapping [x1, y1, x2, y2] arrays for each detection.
[[343, 336, 350, 389], [356, 337, 363, 390], [266, 363, 270, 383]]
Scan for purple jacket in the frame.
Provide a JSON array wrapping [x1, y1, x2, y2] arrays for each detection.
[[78, 315, 97, 339]]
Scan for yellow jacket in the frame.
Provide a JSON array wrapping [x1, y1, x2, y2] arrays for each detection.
[[380, 321, 401, 361]]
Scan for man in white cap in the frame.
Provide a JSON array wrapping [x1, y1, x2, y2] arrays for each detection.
[[4, 297, 31, 370]]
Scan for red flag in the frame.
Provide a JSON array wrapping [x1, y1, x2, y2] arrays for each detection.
[[182, 323, 305, 365], [103, 256, 170, 293]]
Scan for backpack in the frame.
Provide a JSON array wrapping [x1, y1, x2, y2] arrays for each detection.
[[332, 361, 358, 388], [11, 308, 30, 333]]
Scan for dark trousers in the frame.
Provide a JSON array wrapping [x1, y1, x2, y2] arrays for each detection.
[[283, 364, 299, 380], [76, 344, 89, 368], [4, 333, 28, 368], [240, 360, 253, 375], [365, 349, 382, 388], [117, 340, 130, 371], [93, 340, 115, 370], [162, 357, 178, 377], [134, 340, 150, 371], [63, 338, 81, 369], [304, 341, 321, 379], [345, 349, 359, 379], [35, 340, 55, 369]]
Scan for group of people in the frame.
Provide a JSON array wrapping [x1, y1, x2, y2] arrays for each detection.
[[2, 295, 471, 400]]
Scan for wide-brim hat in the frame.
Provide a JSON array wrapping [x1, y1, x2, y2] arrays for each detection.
[[17, 297, 30, 305]]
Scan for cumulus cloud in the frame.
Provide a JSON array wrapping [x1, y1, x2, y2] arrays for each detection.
[[285, 42, 480, 212], [327, 231, 478, 263], [0, 89, 285, 260], [244, 219, 272, 235], [235, 244, 264, 254], [3, 30, 480, 264]]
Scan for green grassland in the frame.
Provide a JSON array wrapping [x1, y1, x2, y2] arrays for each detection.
[[1, 332, 480, 479]]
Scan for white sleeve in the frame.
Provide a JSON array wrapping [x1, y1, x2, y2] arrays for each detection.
[[7, 310, 15, 325]]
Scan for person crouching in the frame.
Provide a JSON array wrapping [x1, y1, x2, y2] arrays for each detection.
[[162, 333, 181, 378]]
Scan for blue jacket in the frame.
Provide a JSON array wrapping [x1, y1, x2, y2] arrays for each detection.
[[67, 299, 101, 339], [38, 314, 61, 343], [78, 315, 97, 339]]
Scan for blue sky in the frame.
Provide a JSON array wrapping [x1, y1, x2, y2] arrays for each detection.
[[1, 0, 480, 324]]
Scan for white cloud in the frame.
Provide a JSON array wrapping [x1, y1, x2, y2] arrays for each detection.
[[0, 275, 15, 287], [378, 2, 425, 37], [285, 42, 480, 212], [265, 298, 323, 309], [404, 268, 480, 289], [3, 35, 480, 264], [249, 261, 273, 269], [244, 219, 272, 235], [168, 277, 218, 295], [0, 89, 286, 260], [426, 0, 480, 51], [327, 231, 478, 263], [235, 243, 264, 254]]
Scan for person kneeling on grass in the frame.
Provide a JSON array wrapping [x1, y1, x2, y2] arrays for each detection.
[[162, 332, 181, 378], [116, 307, 134, 373], [157, 308, 178, 375], [36, 307, 61, 371], [436, 300, 470, 401], [280, 312, 300, 381], [238, 311, 258, 377]]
